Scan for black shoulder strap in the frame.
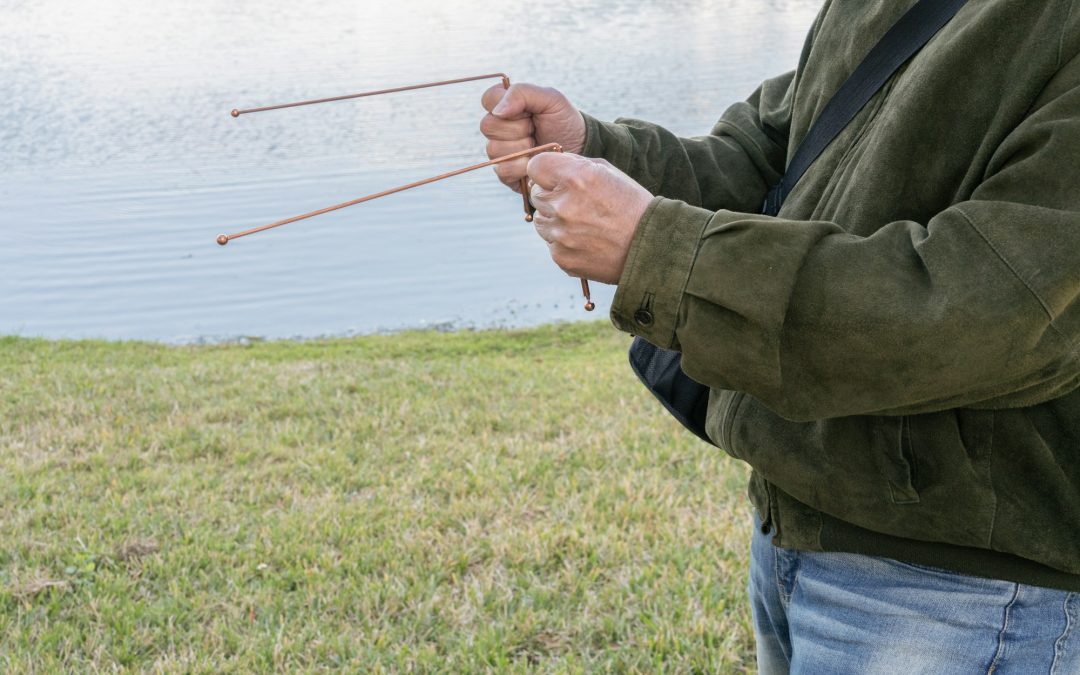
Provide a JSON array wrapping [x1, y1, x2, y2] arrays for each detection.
[[762, 0, 970, 217]]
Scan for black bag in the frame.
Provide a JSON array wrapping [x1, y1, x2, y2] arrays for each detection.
[[628, 0, 970, 444]]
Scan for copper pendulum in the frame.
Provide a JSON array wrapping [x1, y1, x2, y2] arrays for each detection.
[[226, 73, 595, 311]]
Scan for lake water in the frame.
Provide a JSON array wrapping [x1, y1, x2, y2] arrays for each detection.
[[0, 0, 820, 342]]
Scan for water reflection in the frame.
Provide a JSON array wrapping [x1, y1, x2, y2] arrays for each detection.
[[0, 0, 820, 341]]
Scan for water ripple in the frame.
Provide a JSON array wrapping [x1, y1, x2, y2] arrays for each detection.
[[0, 0, 820, 341]]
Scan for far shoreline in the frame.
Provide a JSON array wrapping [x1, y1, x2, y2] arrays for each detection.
[[0, 316, 615, 347]]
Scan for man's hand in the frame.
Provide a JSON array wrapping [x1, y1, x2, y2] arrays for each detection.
[[480, 83, 586, 193], [527, 152, 653, 285]]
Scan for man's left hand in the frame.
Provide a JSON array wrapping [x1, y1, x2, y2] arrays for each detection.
[[526, 152, 653, 285]]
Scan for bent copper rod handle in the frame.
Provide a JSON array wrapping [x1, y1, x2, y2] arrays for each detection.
[[216, 143, 563, 245], [230, 73, 513, 117]]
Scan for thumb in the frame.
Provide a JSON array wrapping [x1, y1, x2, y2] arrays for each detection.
[[527, 151, 591, 190], [491, 83, 560, 120]]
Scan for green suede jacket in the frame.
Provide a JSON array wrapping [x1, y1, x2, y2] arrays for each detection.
[[583, 0, 1080, 590]]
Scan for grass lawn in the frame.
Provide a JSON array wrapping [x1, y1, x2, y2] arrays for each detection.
[[0, 322, 756, 673]]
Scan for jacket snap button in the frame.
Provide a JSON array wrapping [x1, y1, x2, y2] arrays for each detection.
[[634, 309, 654, 326]]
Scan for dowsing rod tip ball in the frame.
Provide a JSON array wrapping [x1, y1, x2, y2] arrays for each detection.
[[524, 213, 534, 222], [584, 302, 596, 312], [216, 234, 229, 246], [230, 109, 240, 118]]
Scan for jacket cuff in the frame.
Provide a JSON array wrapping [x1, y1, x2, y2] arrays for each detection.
[[581, 112, 635, 172], [610, 197, 712, 347]]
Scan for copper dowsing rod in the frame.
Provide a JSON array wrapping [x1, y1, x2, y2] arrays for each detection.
[[232, 73, 536, 223], [215, 144, 562, 245], [228, 74, 593, 311], [231, 73, 512, 118], [219, 143, 591, 314]]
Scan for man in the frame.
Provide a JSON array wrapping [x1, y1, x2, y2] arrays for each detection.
[[480, 0, 1079, 672]]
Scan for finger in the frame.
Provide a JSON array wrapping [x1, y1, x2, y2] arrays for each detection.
[[547, 241, 582, 277], [491, 83, 562, 120], [495, 162, 529, 190], [529, 183, 557, 218], [527, 151, 589, 191], [587, 156, 615, 169], [479, 113, 534, 141], [488, 138, 536, 188], [493, 160, 528, 191], [486, 137, 535, 160], [532, 212, 581, 275], [532, 212, 561, 245], [481, 83, 508, 113], [488, 137, 535, 186]]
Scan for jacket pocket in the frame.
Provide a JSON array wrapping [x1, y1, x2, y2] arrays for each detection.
[[730, 399, 998, 549], [871, 417, 921, 505]]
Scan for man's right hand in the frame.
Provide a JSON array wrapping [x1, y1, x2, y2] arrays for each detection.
[[480, 83, 587, 194]]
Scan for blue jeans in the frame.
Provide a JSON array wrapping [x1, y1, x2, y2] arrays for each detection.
[[750, 515, 1080, 674]]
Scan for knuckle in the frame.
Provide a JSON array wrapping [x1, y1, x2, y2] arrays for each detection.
[[566, 170, 589, 191], [533, 219, 553, 240], [510, 119, 532, 140], [541, 85, 565, 104], [561, 233, 580, 250]]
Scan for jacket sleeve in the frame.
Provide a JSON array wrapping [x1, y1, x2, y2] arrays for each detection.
[[610, 53, 1080, 422], [578, 70, 793, 214]]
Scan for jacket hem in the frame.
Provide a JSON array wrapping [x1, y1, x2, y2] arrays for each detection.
[[755, 485, 1080, 592]]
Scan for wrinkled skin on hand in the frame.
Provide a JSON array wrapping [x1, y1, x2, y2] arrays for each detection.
[[480, 83, 587, 193], [526, 152, 653, 285]]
